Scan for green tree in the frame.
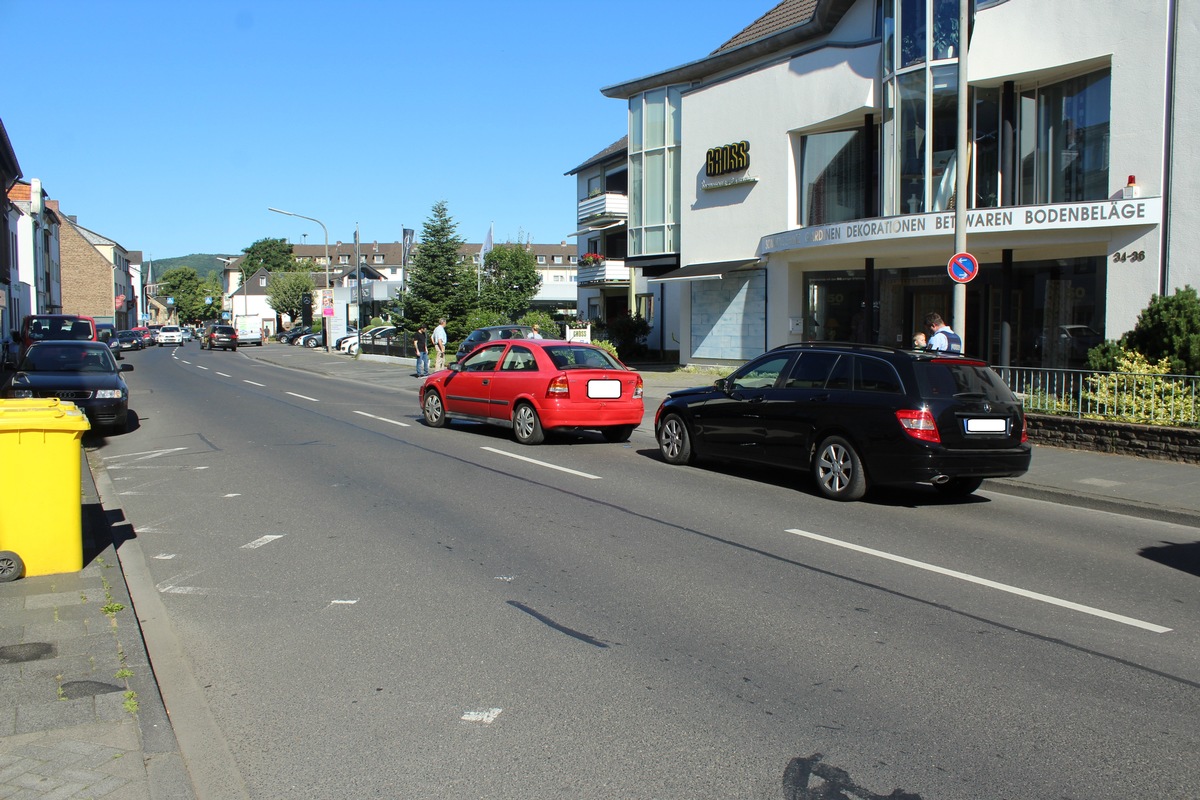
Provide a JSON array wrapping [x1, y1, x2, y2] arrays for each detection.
[[267, 272, 316, 323], [241, 238, 298, 273], [1120, 285, 1200, 375], [479, 242, 541, 321], [397, 201, 476, 339], [155, 267, 217, 325]]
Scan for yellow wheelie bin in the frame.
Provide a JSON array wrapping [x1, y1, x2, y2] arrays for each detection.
[[0, 398, 90, 580]]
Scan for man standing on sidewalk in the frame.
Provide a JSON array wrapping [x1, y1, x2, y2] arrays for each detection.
[[432, 318, 448, 371], [923, 312, 962, 353], [414, 324, 429, 377]]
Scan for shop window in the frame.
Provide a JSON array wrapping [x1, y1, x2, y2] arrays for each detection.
[[798, 129, 868, 226], [1018, 71, 1110, 204]]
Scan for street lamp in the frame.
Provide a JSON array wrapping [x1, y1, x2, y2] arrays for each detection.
[[269, 206, 331, 351]]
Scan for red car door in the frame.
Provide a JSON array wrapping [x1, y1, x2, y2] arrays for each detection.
[[442, 343, 505, 419], [487, 345, 543, 422]]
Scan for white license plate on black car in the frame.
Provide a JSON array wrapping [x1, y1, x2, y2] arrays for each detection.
[[965, 418, 1007, 433], [587, 380, 621, 399]]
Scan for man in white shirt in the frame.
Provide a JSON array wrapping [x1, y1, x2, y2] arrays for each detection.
[[432, 318, 448, 370]]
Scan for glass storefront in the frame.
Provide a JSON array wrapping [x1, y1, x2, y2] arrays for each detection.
[[803, 257, 1106, 368]]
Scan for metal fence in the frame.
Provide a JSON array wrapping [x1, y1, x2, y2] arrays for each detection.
[[999, 366, 1200, 427]]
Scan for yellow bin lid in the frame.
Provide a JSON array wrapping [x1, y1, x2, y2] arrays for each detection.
[[0, 398, 91, 431]]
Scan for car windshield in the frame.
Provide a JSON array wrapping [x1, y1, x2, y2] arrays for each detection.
[[20, 345, 116, 373], [543, 345, 622, 370], [26, 317, 95, 342]]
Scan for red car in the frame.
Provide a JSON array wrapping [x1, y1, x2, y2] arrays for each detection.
[[419, 340, 644, 444]]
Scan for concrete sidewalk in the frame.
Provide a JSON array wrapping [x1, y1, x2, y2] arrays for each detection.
[[0, 451, 195, 799]]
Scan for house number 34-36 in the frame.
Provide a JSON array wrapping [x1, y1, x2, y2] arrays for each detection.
[[1112, 250, 1146, 263]]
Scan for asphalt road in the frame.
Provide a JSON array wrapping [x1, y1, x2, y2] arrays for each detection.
[[89, 344, 1200, 800]]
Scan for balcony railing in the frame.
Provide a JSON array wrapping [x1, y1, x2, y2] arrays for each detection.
[[576, 259, 629, 286], [577, 192, 628, 225]]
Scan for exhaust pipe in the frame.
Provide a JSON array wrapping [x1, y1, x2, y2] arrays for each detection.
[[931, 475, 951, 485]]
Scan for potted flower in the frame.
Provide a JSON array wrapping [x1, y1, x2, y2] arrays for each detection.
[[579, 253, 605, 267]]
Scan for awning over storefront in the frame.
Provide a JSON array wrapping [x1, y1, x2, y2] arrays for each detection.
[[648, 258, 761, 282]]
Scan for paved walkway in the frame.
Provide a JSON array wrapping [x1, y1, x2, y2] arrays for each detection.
[[2, 342, 1197, 799]]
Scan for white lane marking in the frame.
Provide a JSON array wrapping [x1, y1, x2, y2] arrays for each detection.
[[103, 447, 188, 463], [197, 365, 209, 371], [224, 493, 241, 498], [328, 599, 359, 608], [154, 554, 177, 560], [461, 708, 503, 724], [286, 391, 320, 402], [786, 529, 1172, 634], [216, 371, 232, 378], [195, 466, 209, 470], [244, 380, 265, 387], [353, 410, 411, 427], [480, 447, 602, 480], [242, 535, 285, 549], [180, 360, 192, 365]]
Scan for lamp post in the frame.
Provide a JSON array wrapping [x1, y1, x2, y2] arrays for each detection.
[[269, 206, 331, 351]]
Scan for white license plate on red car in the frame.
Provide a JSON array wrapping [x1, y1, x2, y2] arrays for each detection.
[[587, 379, 622, 399], [965, 418, 1007, 433]]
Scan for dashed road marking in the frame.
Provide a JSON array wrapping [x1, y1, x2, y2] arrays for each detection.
[[244, 380, 265, 387], [286, 392, 319, 402], [353, 410, 411, 427], [481, 447, 602, 479], [461, 708, 503, 724], [242, 535, 285, 549], [216, 372, 232, 378], [785, 528, 1172, 633]]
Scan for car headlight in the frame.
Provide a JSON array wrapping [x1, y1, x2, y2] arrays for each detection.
[[10, 389, 34, 398], [94, 389, 125, 399]]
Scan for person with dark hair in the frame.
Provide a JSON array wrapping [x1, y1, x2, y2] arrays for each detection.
[[924, 312, 962, 353], [414, 324, 429, 377]]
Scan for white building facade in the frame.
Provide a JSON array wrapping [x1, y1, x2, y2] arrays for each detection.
[[598, 0, 1197, 368]]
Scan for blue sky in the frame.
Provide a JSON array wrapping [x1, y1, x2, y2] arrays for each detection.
[[2, 0, 779, 261]]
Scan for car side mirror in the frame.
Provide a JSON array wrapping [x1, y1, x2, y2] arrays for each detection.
[[715, 377, 733, 394], [449, 363, 461, 372], [120, 364, 134, 372]]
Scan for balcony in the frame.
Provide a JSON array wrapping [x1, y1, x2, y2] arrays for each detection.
[[577, 192, 628, 226], [576, 258, 629, 286]]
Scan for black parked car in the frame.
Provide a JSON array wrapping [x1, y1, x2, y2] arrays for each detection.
[[276, 325, 311, 345], [3, 340, 133, 432], [200, 323, 239, 351], [115, 330, 144, 351], [654, 342, 1031, 501]]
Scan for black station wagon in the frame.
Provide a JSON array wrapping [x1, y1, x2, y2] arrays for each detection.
[[654, 342, 1031, 501]]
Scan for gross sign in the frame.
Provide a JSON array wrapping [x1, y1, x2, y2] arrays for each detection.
[[947, 252, 979, 283]]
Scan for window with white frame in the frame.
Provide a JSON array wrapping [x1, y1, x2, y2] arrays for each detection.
[[797, 129, 868, 226], [537, 255, 546, 264]]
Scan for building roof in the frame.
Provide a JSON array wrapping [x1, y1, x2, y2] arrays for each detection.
[[0, 117, 21, 188], [712, 0, 820, 53], [566, 137, 628, 176], [600, 0, 852, 99]]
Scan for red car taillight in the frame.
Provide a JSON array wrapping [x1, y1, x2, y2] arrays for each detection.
[[633, 376, 643, 399], [547, 375, 570, 397], [1020, 415, 1028, 443], [895, 408, 941, 443]]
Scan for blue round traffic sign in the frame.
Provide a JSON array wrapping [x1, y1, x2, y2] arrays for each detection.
[[948, 252, 979, 283]]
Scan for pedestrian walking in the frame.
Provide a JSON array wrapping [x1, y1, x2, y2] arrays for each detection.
[[923, 312, 962, 353], [414, 324, 429, 377], [432, 318, 448, 371]]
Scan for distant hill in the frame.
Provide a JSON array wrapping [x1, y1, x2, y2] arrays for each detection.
[[148, 254, 236, 282]]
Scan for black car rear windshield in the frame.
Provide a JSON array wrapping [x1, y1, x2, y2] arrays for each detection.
[[915, 361, 1016, 403]]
